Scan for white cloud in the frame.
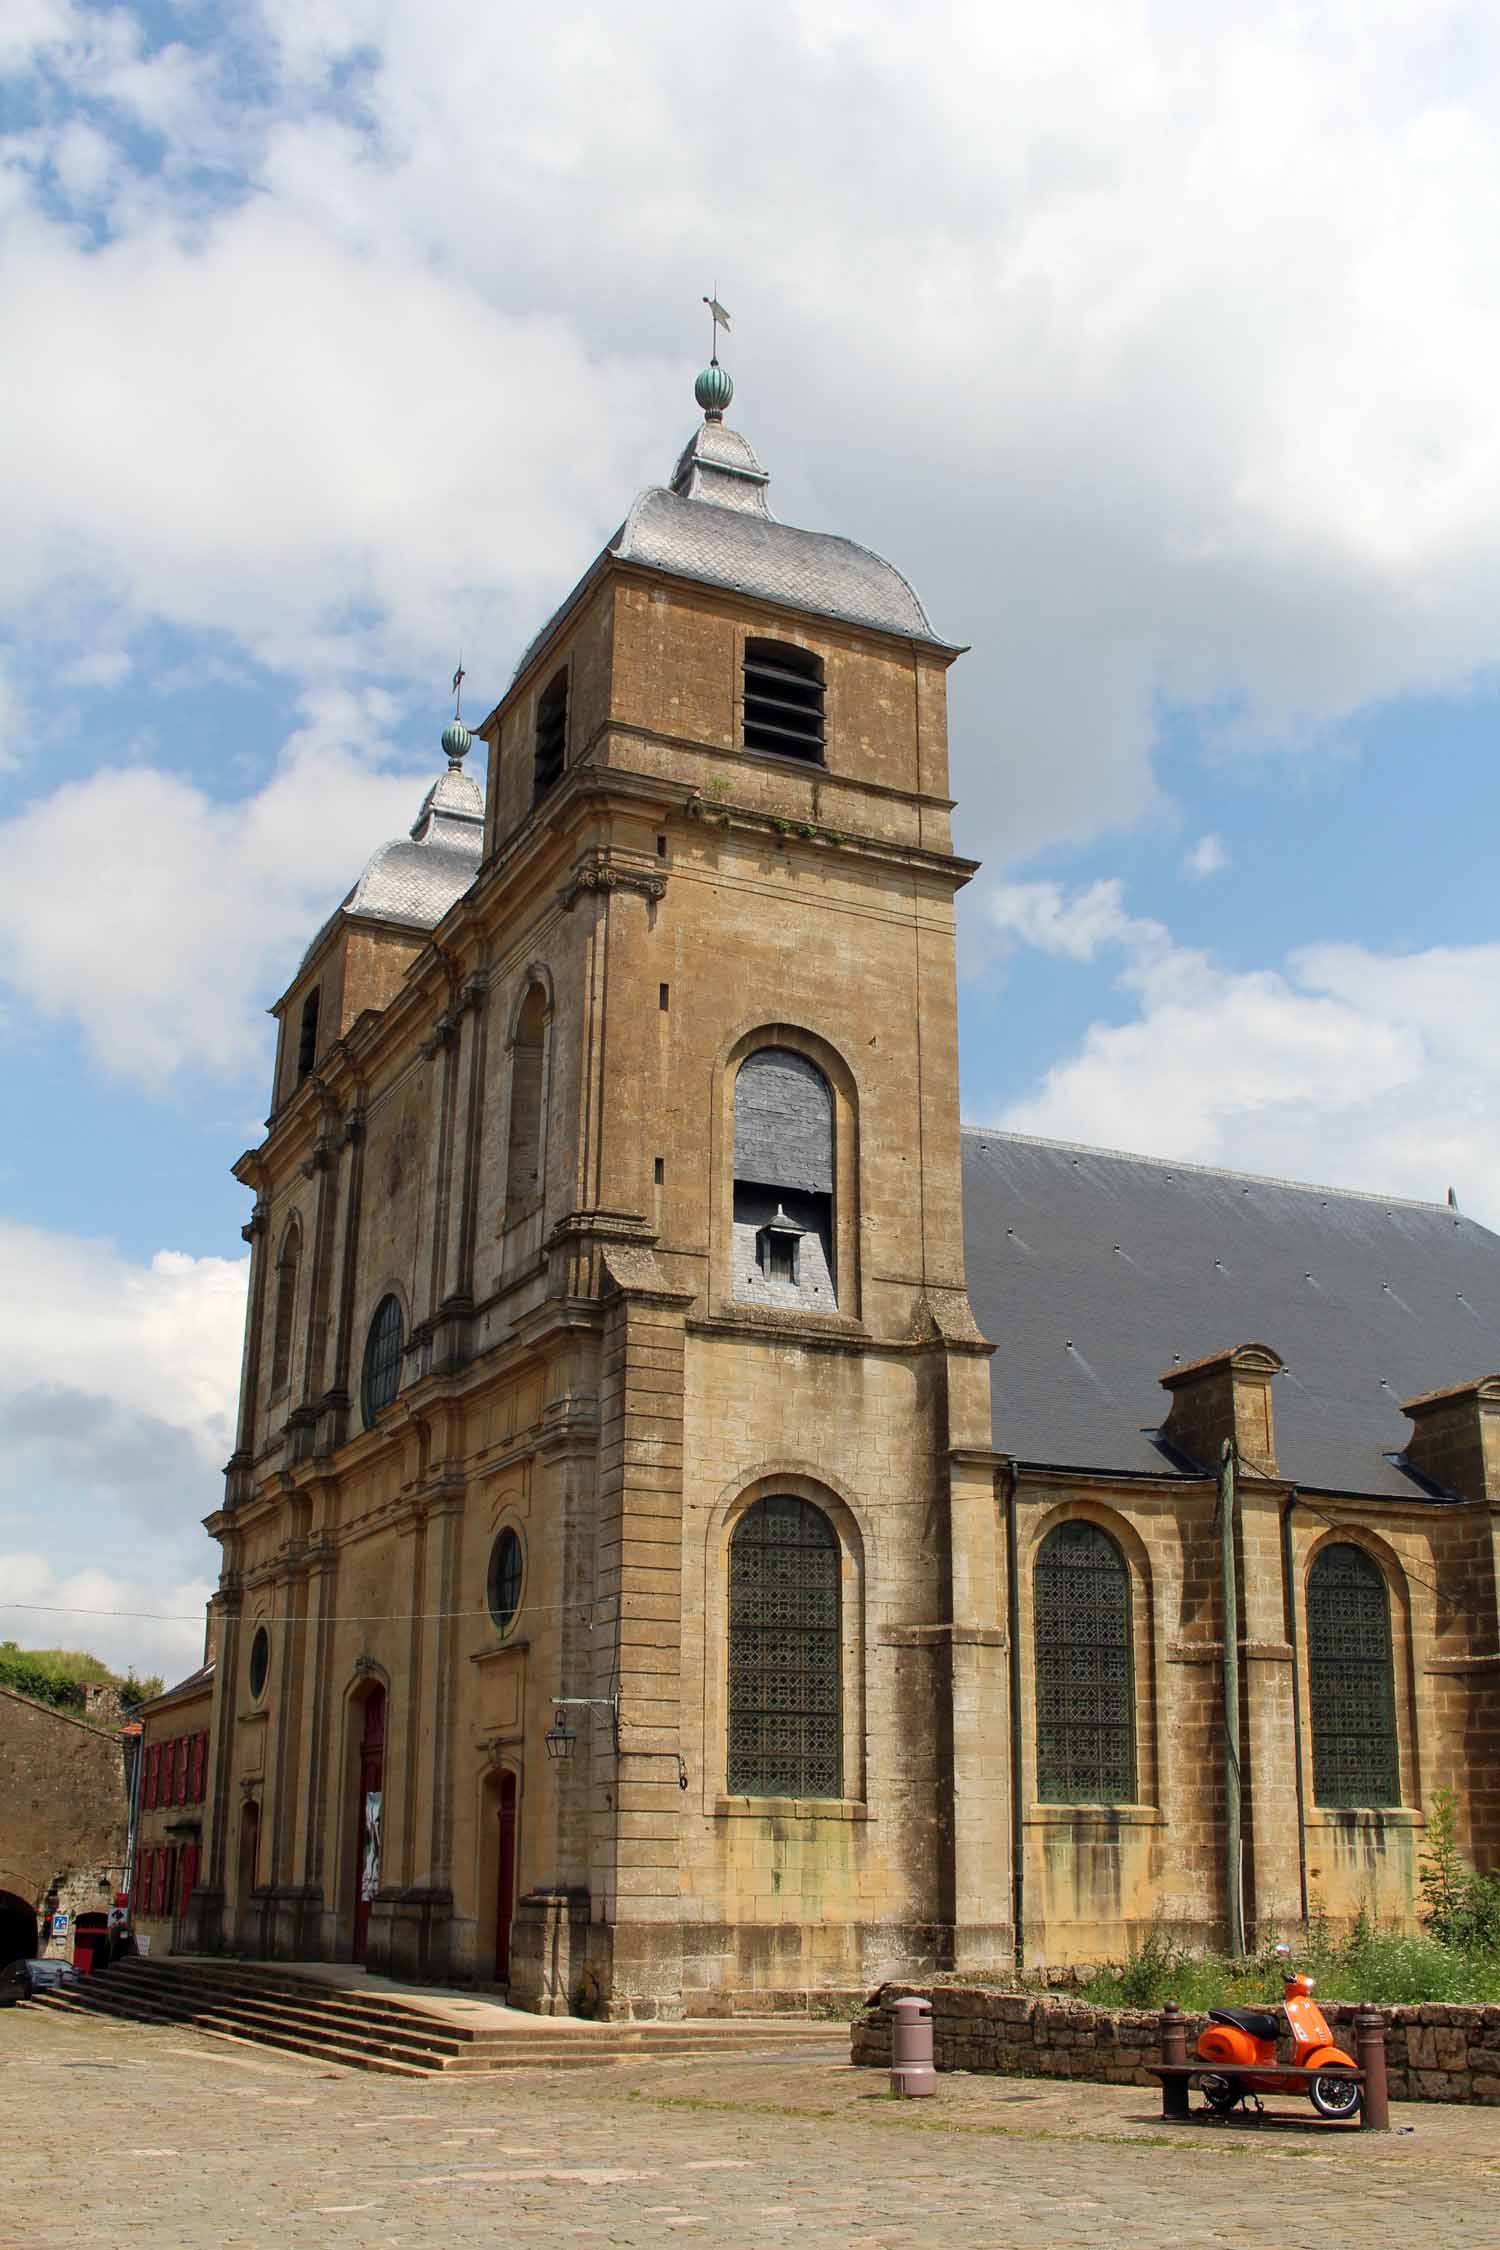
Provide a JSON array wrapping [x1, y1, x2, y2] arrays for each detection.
[[989, 877, 1166, 964], [988, 879, 1500, 1222], [0, 1553, 215, 1686], [1184, 833, 1228, 878], [0, 1222, 244, 1678], [0, 1221, 246, 1459], [0, 689, 454, 1083], [3, 3, 1500, 866]]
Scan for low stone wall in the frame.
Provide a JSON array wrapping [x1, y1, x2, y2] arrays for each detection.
[[852, 1983, 1500, 2105]]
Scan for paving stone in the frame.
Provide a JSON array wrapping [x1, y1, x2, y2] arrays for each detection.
[[6, 2003, 1500, 2248]]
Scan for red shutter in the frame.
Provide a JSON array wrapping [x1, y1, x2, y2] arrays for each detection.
[[151, 1850, 165, 1917], [144, 1743, 160, 1810], [190, 1731, 207, 1803], [174, 1737, 189, 1805], [132, 1849, 148, 1916], [179, 1844, 197, 1917]]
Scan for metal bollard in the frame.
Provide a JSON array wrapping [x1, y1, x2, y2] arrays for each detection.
[[1160, 1999, 1188, 2070], [889, 1995, 937, 2099], [1354, 2002, 1390, 2131]]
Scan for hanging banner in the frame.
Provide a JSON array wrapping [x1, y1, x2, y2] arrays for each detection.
[[360, 1790, 383, 1903]]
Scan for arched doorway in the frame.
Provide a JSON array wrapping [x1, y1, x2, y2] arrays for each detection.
[[0, 1891, 37, 1967], [351, 1686, 386, 1965], [494, 1771, 518, 1985]]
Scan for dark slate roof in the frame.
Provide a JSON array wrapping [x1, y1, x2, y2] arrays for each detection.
[[961, 1131, 1500, 1498]]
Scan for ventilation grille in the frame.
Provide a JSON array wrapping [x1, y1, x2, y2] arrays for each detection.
[[743, 640, 824, 761]]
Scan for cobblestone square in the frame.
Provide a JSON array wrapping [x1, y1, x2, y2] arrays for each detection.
[[7, 2004, 1500, 2248]]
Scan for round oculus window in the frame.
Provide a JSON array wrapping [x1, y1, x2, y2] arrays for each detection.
[[487, 1527, 524, 1637], [248, 1624, 270, 1701]]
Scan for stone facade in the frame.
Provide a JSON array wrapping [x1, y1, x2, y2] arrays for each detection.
[[185, 384, 1500, 2016], [0, 1685, 129, 1965], [854, 1983, 1500, 2105]]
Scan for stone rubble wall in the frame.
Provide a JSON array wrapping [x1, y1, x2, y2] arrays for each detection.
[[851, 1982, 1500, 2105]]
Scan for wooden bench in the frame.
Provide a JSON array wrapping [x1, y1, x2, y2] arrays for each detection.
[[1146, 2061, 1366, 2125]]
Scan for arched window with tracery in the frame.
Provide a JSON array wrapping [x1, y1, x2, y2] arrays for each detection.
[[504, 984, 548, 1221], [1034, 1520, 1134, 1804], [270, 1217, 301, 1395], [1307, 1543, 1400, 1808], [728, 1496, 841, 1799]]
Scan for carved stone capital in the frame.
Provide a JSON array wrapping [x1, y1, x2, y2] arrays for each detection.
[[559, 853, 667, 914]]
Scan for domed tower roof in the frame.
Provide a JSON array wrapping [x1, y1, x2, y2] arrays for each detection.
[[510, 358, 949, 684], [300, 724, 484, 970], [346, 729, 483, 928]]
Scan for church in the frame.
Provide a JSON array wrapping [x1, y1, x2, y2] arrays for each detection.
[[183, 350, 1500, 2017]]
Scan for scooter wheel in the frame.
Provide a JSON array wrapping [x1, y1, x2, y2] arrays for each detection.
[[1309, 2072, 1362, 2120], [1199, 2075, 1241, 2115]]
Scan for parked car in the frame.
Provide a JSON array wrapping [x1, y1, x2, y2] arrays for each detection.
[[0, 1958, 84, 2005]]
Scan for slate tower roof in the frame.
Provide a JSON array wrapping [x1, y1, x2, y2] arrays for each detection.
[[512, 372, 949, 684]]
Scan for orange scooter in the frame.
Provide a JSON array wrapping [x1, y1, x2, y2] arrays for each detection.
[[1194, 1947, 1362, 2120]]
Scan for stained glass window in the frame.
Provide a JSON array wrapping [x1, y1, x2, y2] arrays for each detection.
[[1034, 1520, 1134, 1804], [728, 1496, 842, 1798], [1308, 1543, 1400, 1809], [361, 1294, 404, 1427]]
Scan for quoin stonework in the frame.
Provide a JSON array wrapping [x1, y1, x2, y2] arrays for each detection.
[[178, 358, 1500, 2018]]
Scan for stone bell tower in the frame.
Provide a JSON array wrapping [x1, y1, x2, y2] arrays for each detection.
[[476, 347, 1002, 2014]]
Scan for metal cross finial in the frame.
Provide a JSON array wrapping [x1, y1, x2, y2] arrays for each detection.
[[451, 659, 465, 720], [703, 286, 732, 365]]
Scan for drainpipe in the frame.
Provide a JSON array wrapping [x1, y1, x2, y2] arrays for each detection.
[[1219, 1439, 1246, 1959], [1002, 1460, 1024, 1973], [1280, 1491, 1310, 1928]]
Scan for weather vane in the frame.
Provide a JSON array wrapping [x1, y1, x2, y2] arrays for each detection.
[[451, 658, 465, 721], [702, 286, 732, 365]]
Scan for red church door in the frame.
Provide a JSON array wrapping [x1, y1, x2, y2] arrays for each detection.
[[351, 1687, 386, 1965], [494, 1772, 518, 1984]]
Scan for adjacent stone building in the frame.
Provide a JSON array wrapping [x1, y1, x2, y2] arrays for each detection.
[[0, 1686, 130, 1967], [129, 1662, 214, 1957], [183, 359, 1500, 2012]]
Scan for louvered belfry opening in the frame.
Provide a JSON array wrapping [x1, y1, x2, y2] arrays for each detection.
[[743, 638, 825, 761], [533, 669, 568, 801], [296, 986, 320, 1080]]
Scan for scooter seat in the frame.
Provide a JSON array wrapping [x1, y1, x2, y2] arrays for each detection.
[[1207, 2007, 1279, 2042]]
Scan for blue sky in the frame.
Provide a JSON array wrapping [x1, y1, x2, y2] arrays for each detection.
[[4, 0, 1500, 1677]]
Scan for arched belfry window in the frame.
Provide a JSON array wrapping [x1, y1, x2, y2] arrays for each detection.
[[270, 1218, 301, 1395], [732, 1048, 836, 1309], [533, 670, 568, 801], [728, 1497, 841, 1798], [1034, 1521, 1134, 1804], [505, 985, 548, 1220], [1307, 1544, 1400, 1808], [360, 1294, 404, 1428], [743, 639, 824, 761], [296, 986, 321, 1081]]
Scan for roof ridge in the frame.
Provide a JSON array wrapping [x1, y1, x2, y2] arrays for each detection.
[[959, 1125, 1458, 1216]]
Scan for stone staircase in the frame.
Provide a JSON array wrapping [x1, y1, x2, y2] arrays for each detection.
[[35, 1957, 849, 2077]]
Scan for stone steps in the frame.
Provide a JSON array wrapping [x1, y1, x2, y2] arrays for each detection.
[[36, 1960, 847, 2077]]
